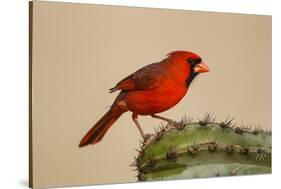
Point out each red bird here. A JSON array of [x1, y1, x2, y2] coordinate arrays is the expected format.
[[79, 51, 209, 147]]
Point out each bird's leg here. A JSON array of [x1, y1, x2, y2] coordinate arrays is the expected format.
[[132, 113, 146, 139], [151, 114, 175, 124]]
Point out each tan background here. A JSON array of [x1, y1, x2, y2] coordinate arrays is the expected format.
[[31, 1, 272, 188]]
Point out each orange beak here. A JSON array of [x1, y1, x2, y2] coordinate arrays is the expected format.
[[194, 62, 209, 73]]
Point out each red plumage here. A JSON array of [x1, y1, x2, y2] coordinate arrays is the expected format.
[[79, 51, 209, 147]]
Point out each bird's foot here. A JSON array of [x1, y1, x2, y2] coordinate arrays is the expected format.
[[142, 133, 155, 146], [143, 133, 154, 141], [166, 120, 178, 128]]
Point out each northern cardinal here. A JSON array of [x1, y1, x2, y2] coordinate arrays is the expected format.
[[79, 51, 209, 147]]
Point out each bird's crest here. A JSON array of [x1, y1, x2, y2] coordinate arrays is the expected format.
[[167, 50, 200, 59]]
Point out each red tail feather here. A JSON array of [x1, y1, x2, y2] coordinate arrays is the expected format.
[[79, 105, 124, 147]]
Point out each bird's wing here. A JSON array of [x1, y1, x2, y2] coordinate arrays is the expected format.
[[109, 62, 166, 93]]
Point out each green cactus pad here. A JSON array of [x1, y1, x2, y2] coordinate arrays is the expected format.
[[133, 115, 271, 181]]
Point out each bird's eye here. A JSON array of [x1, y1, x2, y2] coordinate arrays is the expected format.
[[187, 58, 195, 65], [187, 58, 202, 66]]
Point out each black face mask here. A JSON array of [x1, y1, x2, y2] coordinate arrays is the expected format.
[[185, 58, 202, 87]]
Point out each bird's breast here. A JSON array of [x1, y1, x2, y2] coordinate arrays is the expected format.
[[124, 80, 187, 115]]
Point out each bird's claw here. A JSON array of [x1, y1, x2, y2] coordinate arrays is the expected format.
[[142, 133, 155, 145], [143, 133, 154, 140], [166, 120, 178, 127]]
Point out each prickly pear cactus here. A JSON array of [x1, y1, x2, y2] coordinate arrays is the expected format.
[[132, 114, 271, 181]]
